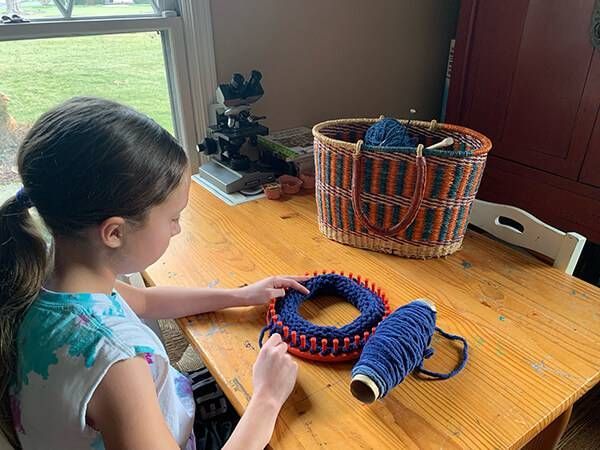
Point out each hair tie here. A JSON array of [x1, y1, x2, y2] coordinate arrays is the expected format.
[[15, 187, 33, 209]]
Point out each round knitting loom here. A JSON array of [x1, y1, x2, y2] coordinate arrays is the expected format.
[[259, 271, 391, 362]]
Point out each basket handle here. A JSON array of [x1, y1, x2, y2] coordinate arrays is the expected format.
[[351, 141, 427, 236]]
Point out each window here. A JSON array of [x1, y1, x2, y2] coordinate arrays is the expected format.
[[0, 0, 205, 204], [1, 32, 173, 196]]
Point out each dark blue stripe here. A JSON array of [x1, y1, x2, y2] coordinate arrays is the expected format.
[[379, 159, 389, 195], [464, 164, 479, 197], [315, 150, 321, 181], [438, 207, 453, 242], [336, 196, 343, 228], [430, 165, 446, 199], [405, 211, 415, 240], [452, 205, 467, 240], [335, 153, 344, 188], [363, 201, 370, 232], [392, 205, 401, 227], [340, 153, 348, 189], [348, 199, 356, 231], [422, 208, 435, 241], [448, 165, 464, 199], [326, 194, 333, 226], [471, 164, 485, 196], [395, 161, 406, 196], [364, 158, 373, 193], [377, 203, 385, 228]]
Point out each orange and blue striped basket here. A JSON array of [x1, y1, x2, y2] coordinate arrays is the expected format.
[[312, 118, 492, 258]]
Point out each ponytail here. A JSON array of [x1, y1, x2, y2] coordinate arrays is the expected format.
[[0, 193, 49, 447]]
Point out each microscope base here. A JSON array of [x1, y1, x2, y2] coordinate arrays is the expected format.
[[197, 159, 275, 194]]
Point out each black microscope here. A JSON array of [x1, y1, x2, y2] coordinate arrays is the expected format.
[[197, 70, 276, 194]]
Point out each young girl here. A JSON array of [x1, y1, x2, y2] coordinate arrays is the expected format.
[[0, 97, 306, 450]]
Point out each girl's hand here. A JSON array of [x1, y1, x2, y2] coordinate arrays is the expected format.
[[239, 275, 309, 306], [252, 333, 298, 409]]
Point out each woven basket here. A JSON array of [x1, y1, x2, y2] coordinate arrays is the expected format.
[[312, 118, 492, 258]]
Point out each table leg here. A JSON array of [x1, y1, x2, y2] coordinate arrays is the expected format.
[[522, 405, 573, 450]]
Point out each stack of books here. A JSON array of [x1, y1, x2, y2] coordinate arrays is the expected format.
[[257, 127, 314, 175]]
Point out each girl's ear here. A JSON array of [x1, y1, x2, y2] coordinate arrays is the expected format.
[[99, 216, 126, 249]]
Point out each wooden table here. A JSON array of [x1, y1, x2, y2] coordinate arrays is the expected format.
[[145, 182, 600, 449]]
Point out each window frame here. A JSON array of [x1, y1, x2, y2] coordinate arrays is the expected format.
[[0, 0, 217, 170]]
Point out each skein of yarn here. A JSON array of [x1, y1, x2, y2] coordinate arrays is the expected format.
[[350, 300, 468, 404], [364, 117, 418, 147]]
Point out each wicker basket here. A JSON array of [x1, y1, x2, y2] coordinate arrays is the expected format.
[[312, 118, 492, 258]]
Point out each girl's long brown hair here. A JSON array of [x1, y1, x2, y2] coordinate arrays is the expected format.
[[0, 97, 188, 447]]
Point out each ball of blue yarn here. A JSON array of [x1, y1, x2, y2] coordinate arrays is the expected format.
[[364, 117, 418, 147], [351, 300, 468, 403]]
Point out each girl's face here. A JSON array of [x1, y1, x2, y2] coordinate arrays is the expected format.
[[117, 175, 190, 274]]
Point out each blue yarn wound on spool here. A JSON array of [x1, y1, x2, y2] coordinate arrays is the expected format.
[[364, 117, 418, 147], [351, 300, 468, 403]]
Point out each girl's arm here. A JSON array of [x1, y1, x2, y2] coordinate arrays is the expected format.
[[224, 333, 298, 450], [87, 334, 297, 450], [87, 356, 180, 450], [115, 276, 309, 320]]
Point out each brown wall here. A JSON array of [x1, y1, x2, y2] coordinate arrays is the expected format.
[[209, 0, 460, 131]]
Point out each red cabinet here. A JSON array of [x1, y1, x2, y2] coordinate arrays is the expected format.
[[447, 0, 600, 241]]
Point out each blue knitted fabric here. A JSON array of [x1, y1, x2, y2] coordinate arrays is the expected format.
[[258, 274, 386, 355], [351, 300, 469, 400], [364, 117, 418, 147]]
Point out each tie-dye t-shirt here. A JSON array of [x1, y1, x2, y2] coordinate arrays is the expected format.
[[10, 288, 196, 450]]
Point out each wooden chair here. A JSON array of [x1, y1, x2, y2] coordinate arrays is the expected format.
[[468, 199, 586, 275]]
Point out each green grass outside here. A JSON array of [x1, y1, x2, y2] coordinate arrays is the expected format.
[[0, 30, 173, 133]]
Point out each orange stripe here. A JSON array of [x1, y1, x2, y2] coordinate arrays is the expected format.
[[438, 164, 455, 200], [447, 206, 461, 241], [398, 206, 409, 240], [330, 151, 337, 189], [384, 161, 398, 230], [322, 149, 329, 223], [425, 159, 438, 198], [369, 199, 378, 228], [341, 196, 349, 230], [321, 187, 327, 223], [319, 146, 326, 186], [371, 157, 382, 194], [386, 160, 399, 196], [342, 153, 351, 190], [330, 193, 337, 228], [431, 207, 445, 242], [456, 205, 471, 238], [382, 204, 391, 229], [402, 157, 417, 199], [411, 206, 425, 241], [471, 165, 486, 196]]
